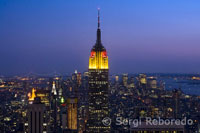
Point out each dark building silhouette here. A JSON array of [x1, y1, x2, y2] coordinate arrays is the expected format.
[[28, 97, 46, 133]]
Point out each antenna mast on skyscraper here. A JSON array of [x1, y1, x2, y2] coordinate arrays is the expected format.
[[98, 8, 100, 29]]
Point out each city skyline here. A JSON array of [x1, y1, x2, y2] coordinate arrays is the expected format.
[[1, 3, 200, 132], [1, 0, 200, 75]]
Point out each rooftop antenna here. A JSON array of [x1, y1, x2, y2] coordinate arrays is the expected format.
[[98, 8, 100, 29]]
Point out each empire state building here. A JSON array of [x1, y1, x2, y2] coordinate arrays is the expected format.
[[87, 9, 110, 132]]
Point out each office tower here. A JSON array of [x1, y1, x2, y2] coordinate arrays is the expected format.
[[28, 97, 47, 133], [60, 98, 68, 132], [67, 97, 78, 130], [71, 71, 79, 95], [139, 74, 147, 86], [138, 74, 147, 92], [173, 89, 181, 118], [115, 75, 119, 82], [77, 72, 82, 87], [72, 70, 81, 86], [129, 77, 135, 88], [57, 80, 63, 99], [87, 9, 110, 132], [59, 97, 68, 132], [78, 73, 89, 133], [122, 73, 128, 87], [52, 81, 57, 95], [52, 77, 63, 99], [50, 81, 58, 132], [58, 86, 63, 99], [72, 73, 77, 81], [147, 77, 157, 89], [35, 89, 50, 106], [61, 112, 67, 130]]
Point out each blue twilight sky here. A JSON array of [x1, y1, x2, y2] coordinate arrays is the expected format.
[[0, 0, 200, 75]]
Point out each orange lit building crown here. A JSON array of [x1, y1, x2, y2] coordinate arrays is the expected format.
[[89, 9, 108, 70], [89, 50, 108, 69]]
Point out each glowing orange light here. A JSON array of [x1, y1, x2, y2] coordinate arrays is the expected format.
[[28, 88, 36, 101], [90, 51, 95, 57], [89, 50, 108, 69], [102, 51, 107, 57]]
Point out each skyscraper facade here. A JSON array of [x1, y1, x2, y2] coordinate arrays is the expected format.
[[67, 97, 78, 130], [87, 9, 110, 132], [28, 97, 46, 133]]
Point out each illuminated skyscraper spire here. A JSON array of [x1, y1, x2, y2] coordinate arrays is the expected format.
[[52, 81, 57, 95], [87, 9, 110, 132], [98, 8, 100, 29], [89, 9, 108, 69], [96, 8, 103, 49]]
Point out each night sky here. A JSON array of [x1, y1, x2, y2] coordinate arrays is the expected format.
[[1, 0, 200, 75]]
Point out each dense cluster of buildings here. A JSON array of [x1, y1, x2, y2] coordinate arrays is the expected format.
[[0, 11, 200, 133]]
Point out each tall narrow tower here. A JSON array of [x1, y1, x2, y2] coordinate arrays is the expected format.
[[87, 9, 110, 132], [28, 97, 46, 133], [67, 97, 78, 130]]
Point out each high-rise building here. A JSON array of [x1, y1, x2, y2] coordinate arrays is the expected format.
[[36, 89, 50, 106], [138, 74, 147, 92], [87, 9, 110, 132], [61, 112, 67, 130], [50, 81, 58, 132], [77, 72, 82, 87], [147, 77, 157, 89], [139, 74, 147, 85], [122, 73, 128, 87], [129, 77, 135, 88], [67, 97, 78, 131], [27, 97, 47, 133], [115, 75, 119, 82], [173, 89, 181, 118], [52, 81, 57, 95]]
